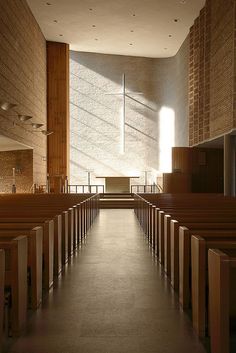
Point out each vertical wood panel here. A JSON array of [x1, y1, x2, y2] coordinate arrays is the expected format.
[[47, 41, 69, 179], [172, 147, 192, 173], [172, 147, 223, 193]]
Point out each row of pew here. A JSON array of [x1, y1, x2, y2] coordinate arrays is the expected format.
[[0, 193, 100, 349], [134, 193, 236, 353]]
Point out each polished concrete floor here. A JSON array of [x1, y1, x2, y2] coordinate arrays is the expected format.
[[5, 209, 208, 353]]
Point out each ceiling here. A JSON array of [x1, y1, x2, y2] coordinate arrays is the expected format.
[[0, 135, 32, 152], [27, 0, 205, 58]]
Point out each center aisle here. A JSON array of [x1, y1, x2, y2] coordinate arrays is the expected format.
[[6, 209, 207, 353]]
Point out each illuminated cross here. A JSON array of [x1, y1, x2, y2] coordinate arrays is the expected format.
[[106, 73, 143, 154]]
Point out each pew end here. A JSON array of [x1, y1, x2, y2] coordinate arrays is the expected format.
[[208, 248, 236, 353]]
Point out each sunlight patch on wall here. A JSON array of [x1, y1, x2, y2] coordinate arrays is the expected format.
[[159, 107, 175, 173]]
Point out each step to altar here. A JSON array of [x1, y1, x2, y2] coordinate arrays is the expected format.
[[99, 193, 134, 209]]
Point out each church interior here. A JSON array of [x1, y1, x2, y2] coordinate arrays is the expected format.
[[0, 0, 235, 352]]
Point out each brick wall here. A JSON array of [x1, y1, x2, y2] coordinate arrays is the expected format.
[[0, 149, 33, 193], [189, 0, 235, 145], [210, 0, 234, 137], [0, 0, 47, 185]]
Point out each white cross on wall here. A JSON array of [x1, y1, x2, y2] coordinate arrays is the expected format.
[[106, 73, 143, 154]]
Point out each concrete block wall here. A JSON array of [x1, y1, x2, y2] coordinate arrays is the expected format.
[[70, 38, 189, 186], [189, 0, 235, 146], [0, 0, 47, 185]]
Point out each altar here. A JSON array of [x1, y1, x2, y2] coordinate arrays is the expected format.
[[96, 176, 139, 193]]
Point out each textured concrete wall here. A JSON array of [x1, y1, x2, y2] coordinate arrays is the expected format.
[[0, 0, 47, 185], [0, 149, 33, 193], [70, 41, 189, 185]]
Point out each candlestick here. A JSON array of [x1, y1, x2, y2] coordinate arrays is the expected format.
[[12, 167, 16, 185]]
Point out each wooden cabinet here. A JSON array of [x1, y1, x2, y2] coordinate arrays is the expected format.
[[163, 172, 191, 193]]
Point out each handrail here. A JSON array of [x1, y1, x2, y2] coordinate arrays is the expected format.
[[131, 184, 161, 194], [67, 184, 104, 194], [154, 182, 163, 192]]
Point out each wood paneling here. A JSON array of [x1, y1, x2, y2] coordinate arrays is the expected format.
[[171, 147, 223, 193], [47, 42, 69, 178], [163, 173, 192, 193], [172, 147, 192, 173]]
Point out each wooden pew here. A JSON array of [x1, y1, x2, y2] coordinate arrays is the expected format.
[[0, 218, 54, 291], [170, 219, 236, 288], [191, 235, 236, 337], [177, 225, 236, 305], [0, 226, 43, 310], [208, 249, 236, 353], [162, 211, 236, 267], [0, 250, 5, 348], [0, 210, 63, 275], [133, 193, 236, 254], [170, 219, 236, 290], [0, 193, 99, 285], [156, 210, 236, 275], [0, 236, 27, 336], [0, 193, 99, 258], [0, 193, 99, 250]]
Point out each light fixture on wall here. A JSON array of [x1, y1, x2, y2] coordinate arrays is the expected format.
[[18, 114, 33, 122], [41, 130, 54, 136], [0, 101, 17, 111], [31, 123, 44, 129], [34, 130, 54, 136], [0, 99, 50, 136]]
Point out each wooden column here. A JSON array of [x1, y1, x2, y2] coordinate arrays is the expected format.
[[47, 41, 69, 180], [224, 134, 236, 196]]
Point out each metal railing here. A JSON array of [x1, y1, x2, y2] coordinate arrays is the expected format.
[[67, 185, 105, 194], [131, 184, 162, 194]]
